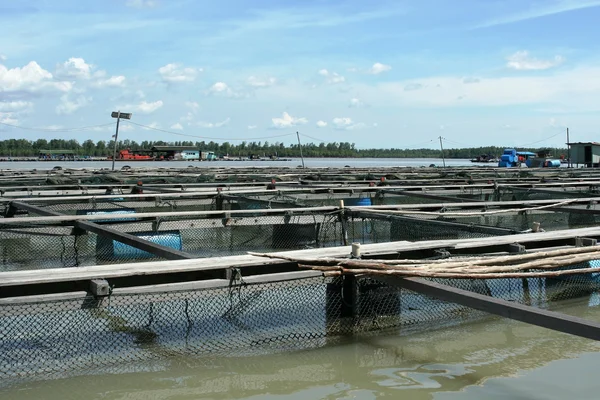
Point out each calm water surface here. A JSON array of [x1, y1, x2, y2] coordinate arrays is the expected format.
[[2, 298, 599, 399], [0, 157, 473, 170]]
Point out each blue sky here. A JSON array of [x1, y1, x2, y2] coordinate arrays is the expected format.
[[1, 0, 600, 149]]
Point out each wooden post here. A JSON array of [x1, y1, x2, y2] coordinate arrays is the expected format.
[[326, 275, 357, 336], [339, 200, 348, 246], [297, 131, 305, 169]]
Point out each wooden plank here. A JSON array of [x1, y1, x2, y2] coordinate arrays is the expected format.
[[8, 201, 195, 261], [351, 210, 518, 235], [380, 189, 480, 203], [376, 276, 600, 341], [0, 270, 322, 308], [3, 224, 600, 290], [0, 205, 340, 224], [2, 197, 600, 224], [0, 242, 420, 288]]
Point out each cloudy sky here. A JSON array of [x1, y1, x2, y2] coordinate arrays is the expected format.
[[1, 0, 600, 149]]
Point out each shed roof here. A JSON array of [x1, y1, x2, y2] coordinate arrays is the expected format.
[[567, 142, 600, 146], [151, 146, 198, 151]]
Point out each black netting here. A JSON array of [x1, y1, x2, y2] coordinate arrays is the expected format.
[[2, 269, 599, 387], [3, 204, 600, 271]]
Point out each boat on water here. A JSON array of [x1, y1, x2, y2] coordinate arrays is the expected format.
[[470, 154, 499, 163], [498, 149, 561, 168]]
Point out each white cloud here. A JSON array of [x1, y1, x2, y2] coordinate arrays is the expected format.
[[180, 112, 195, 123], [185, 101, 200, 111], [247, 125, 257, 129], [332, 117, 366, 130], [345, 65, 600, 109], [368, 62, 392, 75], [0, 113, 19, 125], [126, 0, 158, 8], [56, 95, 90, 115], [0, 54, 6, 61], [207, 81, 246, 98], [247, 76, 277, 88], [506, 51, 564, 71], [349, 98, 363, 108], [473, 1, 600, 29], [0, 101, 32, 112], [170, 122, 183, 130], [318, 69, 345, 84], [209, 81, 229, 93], [56, 57, 93, 79], [93, 75, 126, 88], [198, 117, 230, 128], [127, 100, 163, 114], [316, 120, 328, 128], [158, 63, 201, 83], [0, 61, 70, 93], [271, 112, 308, 129]]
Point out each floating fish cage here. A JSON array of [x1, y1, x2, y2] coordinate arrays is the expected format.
[[3, 166, 600, 386], [1, 269, 599, 387], [3, 191, 600, 270]]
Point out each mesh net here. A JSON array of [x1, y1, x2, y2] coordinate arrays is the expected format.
[[0, 210, 513, 271], [4, 203, 600, 271], [1, 270, 598, 387]]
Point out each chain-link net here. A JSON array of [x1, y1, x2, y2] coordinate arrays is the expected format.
[[4, 204, 600, 271], [0, 209, 514, 271], [2, 267, 599, 388]]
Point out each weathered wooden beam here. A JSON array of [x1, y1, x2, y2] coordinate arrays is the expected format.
[[380, 189, 478, 203], [350, 210, 519, 236], [3, 197, 600, 225], [375, 276, 600, 341], [8, 201, 195, 261]]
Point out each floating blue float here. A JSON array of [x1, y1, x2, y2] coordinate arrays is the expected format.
[[344, 197, 372, 206], [97, 230, 183, 259]]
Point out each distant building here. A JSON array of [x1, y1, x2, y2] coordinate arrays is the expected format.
[[150, 146, 199, 161], [38, 149, 76, 161], [567, 142, 600, 167]]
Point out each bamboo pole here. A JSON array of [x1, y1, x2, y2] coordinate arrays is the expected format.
[[315, 266, 599, 279], [249, 245, 600, 269], [251, 245, 600, 280]]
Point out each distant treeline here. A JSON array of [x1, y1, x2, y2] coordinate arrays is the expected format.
[[0, 138, 568, 159]]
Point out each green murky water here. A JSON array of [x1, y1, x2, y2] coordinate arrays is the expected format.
[[2, 297, 600, 399]]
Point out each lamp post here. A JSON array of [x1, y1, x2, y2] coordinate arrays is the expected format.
[[110, 111, 132, 171]]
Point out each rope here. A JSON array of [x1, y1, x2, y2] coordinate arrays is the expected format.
[[349, 199, 579, 217]]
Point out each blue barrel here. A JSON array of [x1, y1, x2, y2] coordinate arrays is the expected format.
[[344, 197, 372, 206], [547, 159, 561, 168], [97, 230, 183, 259]]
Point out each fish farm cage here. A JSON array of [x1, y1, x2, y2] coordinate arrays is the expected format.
[[3, 193, 600, 270], [3, 166, 600, 386], [1, 267, 599, 387]]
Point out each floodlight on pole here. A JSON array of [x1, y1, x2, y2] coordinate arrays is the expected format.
[[110, 111, 132, 171]]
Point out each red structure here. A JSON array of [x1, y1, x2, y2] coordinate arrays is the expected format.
[[114, 149, 154, 161]]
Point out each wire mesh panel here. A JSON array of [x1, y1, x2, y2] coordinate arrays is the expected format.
[[2, 268, 600, 387], [3, 205, 600, 271]]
